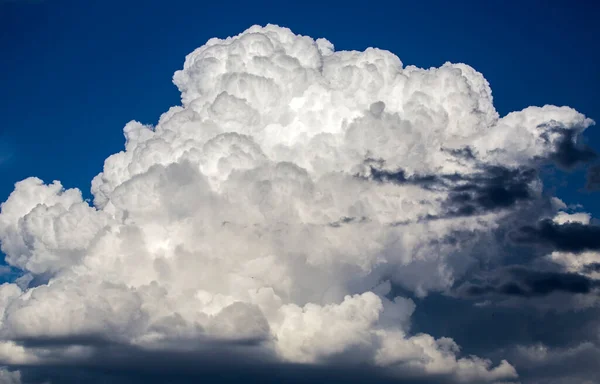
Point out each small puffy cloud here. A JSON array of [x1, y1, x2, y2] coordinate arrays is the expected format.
[[0, 24, 596, 382], [0, 369, 21, 384]]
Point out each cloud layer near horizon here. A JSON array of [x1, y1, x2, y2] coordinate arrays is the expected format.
[[0, 24, 597, 383]]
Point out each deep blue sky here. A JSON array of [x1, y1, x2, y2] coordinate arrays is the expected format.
[[1, 0, 598, 213]]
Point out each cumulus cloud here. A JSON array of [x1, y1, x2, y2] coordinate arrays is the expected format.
[[0, 24, 596, 382]]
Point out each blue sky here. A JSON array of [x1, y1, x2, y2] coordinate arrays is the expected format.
[[1, 0, 598, 212]]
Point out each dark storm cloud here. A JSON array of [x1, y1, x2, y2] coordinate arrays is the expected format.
[[445, 166, 535, 213], [17, 365, 441, 384], [507, 342, 600, 384], [366, 160, 538, 220], [459, 266, 600, 298], [513, 219, 600, 253], [582, 262, 600, 274], [544, 128, 597, 170], [402, 290, 600, 384], [409, 292, 600, 355], [10, 342, 450, 384], [410, 279, 600, 383], [361, 129, 596, 226], [407, 283, 599, 383]]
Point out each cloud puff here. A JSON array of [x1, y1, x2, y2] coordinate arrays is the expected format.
[[0, 368, 21, 384], [0, 24, 596, 382]]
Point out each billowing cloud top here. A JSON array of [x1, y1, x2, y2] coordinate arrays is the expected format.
[[0, 24, 596, 383]]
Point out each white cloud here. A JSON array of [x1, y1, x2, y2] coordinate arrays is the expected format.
[[546, 211, 600, 282], [0, 368, 21, 384], [0, 24, 595, 382]]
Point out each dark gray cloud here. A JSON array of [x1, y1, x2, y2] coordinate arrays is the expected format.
[[409, 292, 600, 356], [506, 342, 600, 384], [582, 262, 600, 274], [513, 219, 600, 253], [364, 133, 596, 225], [9, 342, 455, 384], [445, 166, 535, 215], [17, 365, 440, 384], [459, 266, 600, 298], [366, 161, 538, 220], [545, 128, 597, 170]]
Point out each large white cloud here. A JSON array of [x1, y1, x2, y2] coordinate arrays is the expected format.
[[0, 24, 595, 383]]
